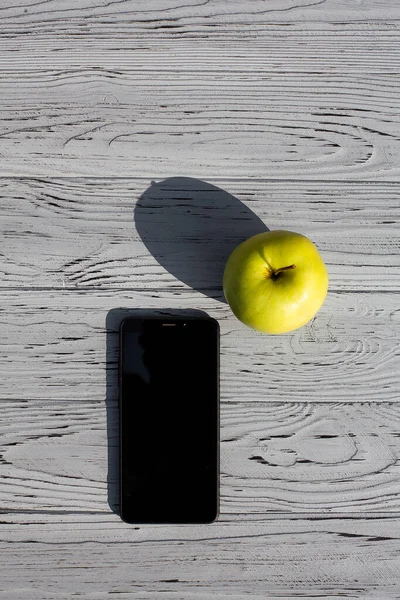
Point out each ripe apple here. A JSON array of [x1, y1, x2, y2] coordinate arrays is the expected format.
[[223, 230, 328, 334]]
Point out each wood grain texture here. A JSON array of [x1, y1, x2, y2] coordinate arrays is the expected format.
[[1, 75, 399, 179], [0, 289, 398, 402], [2, 0, 400, 26], [2, 400, 400, 517], [1, 5, 400, 178], [0, 177, 399, 291], [0, 517, 400, 600], [2, 1, 400, 597], [1, 521, 400, 600], [2, 399, 400, 595], [1, 514, 400, 598]]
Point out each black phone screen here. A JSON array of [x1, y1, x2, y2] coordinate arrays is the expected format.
[[119, 316, 219, 523]]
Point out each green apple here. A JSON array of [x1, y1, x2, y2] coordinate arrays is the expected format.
[[223, 230, 328, 334]]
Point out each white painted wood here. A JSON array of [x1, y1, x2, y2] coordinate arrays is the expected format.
[[0, 289, 398, 402], [1, 515, 400, 598], [1, 8, 400, 178], [1, 0, 400, 597], [2, 78, 400, 179], [0, 178, 399, 291], [2, 400, 400, 517], [2, 0, 400, 26]]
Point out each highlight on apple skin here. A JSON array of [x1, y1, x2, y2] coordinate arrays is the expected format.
[[223, 230, 329, 334]]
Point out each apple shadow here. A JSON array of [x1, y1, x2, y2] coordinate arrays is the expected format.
[[105, 306, 213, 515], [134, 177, 269, 302]]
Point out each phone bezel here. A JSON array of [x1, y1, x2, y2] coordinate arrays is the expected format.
[[119, 314, 220, 524]]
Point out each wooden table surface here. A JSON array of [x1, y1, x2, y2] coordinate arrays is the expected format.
[[1, 0, 400, 597]]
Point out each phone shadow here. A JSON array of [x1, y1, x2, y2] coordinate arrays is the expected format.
[[134, 177, 268, 301], [105, 306, 213, 515]]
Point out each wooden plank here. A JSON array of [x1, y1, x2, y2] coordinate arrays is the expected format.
[[0, 177, 399, 291], [0, 289, 398, 402], [1, 514, 400, 598], [2, 23, 400, 71], [2, 400, 400, 517], [1, 0, 400, 28], [1, 77, 399, 179], [1, 20, 400, 178]]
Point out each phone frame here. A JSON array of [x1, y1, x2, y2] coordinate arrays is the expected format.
[[118, 313, 220, 524]]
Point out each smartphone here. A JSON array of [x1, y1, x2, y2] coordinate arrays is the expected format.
[[119, 314, 219, 524]]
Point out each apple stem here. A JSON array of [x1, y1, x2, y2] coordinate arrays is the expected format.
[[271, 264, 296, 279]]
